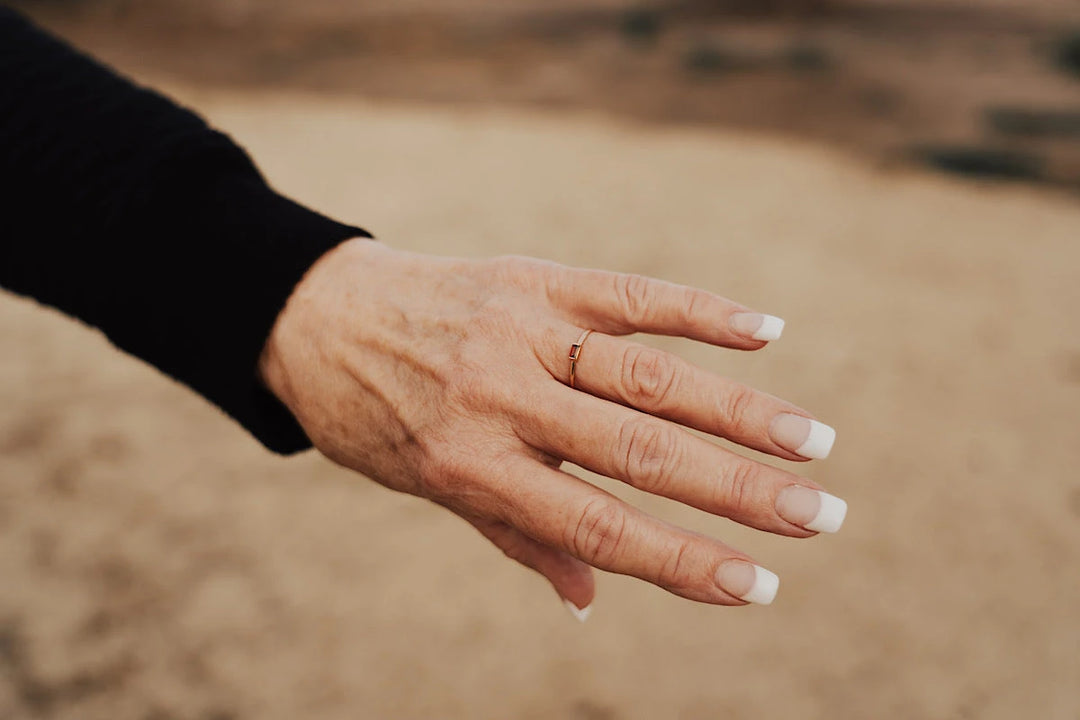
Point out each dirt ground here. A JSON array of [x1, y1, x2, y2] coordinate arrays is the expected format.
[[1, 82, 1079, 718]]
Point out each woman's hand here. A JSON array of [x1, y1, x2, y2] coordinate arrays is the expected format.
[[258, 239, 845, 615]]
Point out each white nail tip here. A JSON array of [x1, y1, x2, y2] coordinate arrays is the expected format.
[[751, 315, 785, 341], [795, 419, 836, 460], [564, 600, 592, 623], [738, 565, 780, 606], [805, 491, 848, 533]]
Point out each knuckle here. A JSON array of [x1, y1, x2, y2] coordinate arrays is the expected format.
[[443, 370, 495, 419], [620, 345, 679, 407], [489, 254, 531, 277], [613, 273, 655, 323], [494, 254, 530, 270], [568, 498, 628, 566], [656, 539, 695, 591], [490, 254, 555, 295], [446, 365, 484, 402], [681, 288, 708, 325], [418, 449, 471, 498], [714, 460, 760, 516], [468, 298, 518, 338], [444, 331, 520, 411], [615, 418, 680, 492], [419, 443, 509, 509], [721, 384, 756, 434], [417, 465, 458, 505]]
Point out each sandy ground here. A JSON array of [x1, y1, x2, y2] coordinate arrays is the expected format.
[[1, 89, 1079, 719]]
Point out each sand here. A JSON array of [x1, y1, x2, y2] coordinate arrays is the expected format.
[[1, 88, 1078, 719]]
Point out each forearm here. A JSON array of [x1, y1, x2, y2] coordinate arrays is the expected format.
[[0, 8, 371, 453]]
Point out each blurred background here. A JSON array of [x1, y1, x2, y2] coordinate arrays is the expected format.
[[1, 1, 1078, 718]]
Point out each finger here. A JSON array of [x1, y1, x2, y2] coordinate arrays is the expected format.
[[535, 324, 835, 461], [467, 516, 596, 619], [546, 267, 784, 350], [491, 456, 779, 606], [515, 383, 847, 537]]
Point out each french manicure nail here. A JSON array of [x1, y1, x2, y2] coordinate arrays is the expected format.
[[715, 560, 779, 605], [769, 414, 836, 459], [729, 313, 785, 341], [775, 485, 848, 533], [563, 599, 592, 623]]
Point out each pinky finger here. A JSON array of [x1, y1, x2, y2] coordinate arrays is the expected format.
[[466, 515, 596, 620]]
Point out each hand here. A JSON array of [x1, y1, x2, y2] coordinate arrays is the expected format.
[[259, 239, 845, 614]]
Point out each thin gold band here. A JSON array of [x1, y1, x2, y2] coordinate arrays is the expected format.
[[568, 329, 594, 389]]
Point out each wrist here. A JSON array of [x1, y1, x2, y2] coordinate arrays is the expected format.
[[258, 237, 379, 411]]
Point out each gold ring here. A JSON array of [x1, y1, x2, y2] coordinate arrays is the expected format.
[[568, 329, 594, 389]]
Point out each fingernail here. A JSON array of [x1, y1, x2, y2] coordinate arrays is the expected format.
[[775, 485, 848, 533], [563, 599, 592, 623], [715, 561, 779, 605], [769, 414, 836, 459], [729, 313, 785, 341]]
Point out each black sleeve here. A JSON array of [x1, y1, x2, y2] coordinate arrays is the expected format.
[[0, 8, 372, 454]]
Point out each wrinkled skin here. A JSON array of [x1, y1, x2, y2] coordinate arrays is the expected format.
[[259, 239, 833, 610]]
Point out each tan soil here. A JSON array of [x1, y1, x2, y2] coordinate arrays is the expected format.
[[1, 85, 1079, 718]]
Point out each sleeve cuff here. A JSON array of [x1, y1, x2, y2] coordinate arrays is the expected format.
[[218, 181, 373, 455], [103, 168, 372, 455]]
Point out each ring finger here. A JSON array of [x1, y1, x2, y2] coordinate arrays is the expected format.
[[536, 323, 836, 462]]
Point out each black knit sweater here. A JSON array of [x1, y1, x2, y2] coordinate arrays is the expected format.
[[0, 8, 371, 454]]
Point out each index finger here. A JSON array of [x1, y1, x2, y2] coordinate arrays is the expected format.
[[545, 267, 785, 350], [493, 455, 780, 606]]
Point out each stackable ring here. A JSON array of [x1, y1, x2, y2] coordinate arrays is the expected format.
[[568, 329, 594, 389]]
